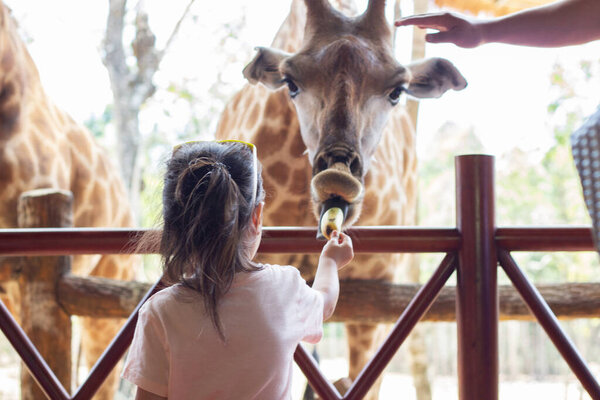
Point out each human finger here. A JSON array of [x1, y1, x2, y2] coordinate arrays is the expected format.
[[394, 14, 453, 31], [323, 231, 339, 250], [337, 232, 353, 248], [425, 31, 454, 44]]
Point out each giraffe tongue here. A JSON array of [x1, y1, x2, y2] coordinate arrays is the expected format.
[[316, 197, 349, 240]]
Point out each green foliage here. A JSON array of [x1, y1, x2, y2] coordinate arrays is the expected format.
[[84, 104, 113, 139]]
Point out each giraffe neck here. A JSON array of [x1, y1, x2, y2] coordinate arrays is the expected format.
[[0, 7, 42, 141], [270, 0, 358, 53]]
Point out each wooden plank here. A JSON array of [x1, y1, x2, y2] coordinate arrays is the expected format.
[[57, 275, 600, 323]]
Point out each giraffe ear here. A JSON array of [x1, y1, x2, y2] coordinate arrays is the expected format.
[[243, 47, 291, 90], [405, 58, 467, 99]]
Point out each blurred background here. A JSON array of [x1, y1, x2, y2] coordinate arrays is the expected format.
[[1, 0, 599, 398]]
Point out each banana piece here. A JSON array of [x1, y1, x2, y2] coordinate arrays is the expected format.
[[319, 207, 344, 240]]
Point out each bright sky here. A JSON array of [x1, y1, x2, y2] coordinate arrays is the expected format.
[[6, 0, 600, 160]]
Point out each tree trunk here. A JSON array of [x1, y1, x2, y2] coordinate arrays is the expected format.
[[102, 0, 195, 215]]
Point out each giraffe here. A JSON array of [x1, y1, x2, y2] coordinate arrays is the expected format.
[[216, 0, 466, 398], [0, 3, 136, 399]]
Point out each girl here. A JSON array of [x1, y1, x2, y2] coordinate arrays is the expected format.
[[122, 140, 354, 400]]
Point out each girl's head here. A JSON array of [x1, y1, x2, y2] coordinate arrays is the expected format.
[[160, 140, 265, 337]]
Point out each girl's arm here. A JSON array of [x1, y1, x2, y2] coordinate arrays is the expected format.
[[136, 388, 167, 400], [396, 0, 600, 48], [312, 231, 354, 320]]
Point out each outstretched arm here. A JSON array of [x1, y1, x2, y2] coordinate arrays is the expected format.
[[396, 0, 600, 48], [312, 231, 354, 320]]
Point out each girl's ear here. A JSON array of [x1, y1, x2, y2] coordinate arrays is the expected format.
[[252, 202, 264, 232]]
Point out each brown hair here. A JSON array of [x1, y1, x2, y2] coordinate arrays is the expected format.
[[160, 141, 264, 339]]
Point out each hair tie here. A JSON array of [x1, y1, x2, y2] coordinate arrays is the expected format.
[[212, 161, 228, 172]]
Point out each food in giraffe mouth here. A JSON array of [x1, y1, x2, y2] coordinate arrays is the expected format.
[[311, 163, 363, 239], [317, 197, 349, 240]]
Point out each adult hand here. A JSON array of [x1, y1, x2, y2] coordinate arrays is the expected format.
[[395, 12, 485, 48]]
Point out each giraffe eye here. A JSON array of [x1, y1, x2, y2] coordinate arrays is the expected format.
[[388, 86, 405, 105], [283, 77, 300, 98]]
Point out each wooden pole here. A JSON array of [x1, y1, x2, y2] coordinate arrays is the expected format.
[[498, 250, 600, 398], [17, 189, 73, 400], [455, 155, 499, 400]]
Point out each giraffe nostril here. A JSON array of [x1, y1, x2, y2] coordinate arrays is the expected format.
[[313, 146, 363, 175], [313, 154, 329, 175], [349, 155, 362, 177]]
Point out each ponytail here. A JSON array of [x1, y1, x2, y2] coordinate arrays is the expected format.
[[160, 142, 263, 340]]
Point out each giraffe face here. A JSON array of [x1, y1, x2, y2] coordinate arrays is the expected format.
[[243, 0, 467, 225]]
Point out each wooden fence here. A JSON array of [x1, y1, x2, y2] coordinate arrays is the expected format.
[[0, 154, 599, 399]]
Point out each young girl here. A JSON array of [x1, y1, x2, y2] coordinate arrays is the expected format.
[[122, 140, 354, 400]]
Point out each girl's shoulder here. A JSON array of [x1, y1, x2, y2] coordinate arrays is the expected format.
[[232, 263, 303, 288], [139, 284, 188, 315], [256, 263, 301, 279]]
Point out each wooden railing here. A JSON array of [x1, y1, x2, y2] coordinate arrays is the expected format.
[[0, 154, 599, 399]]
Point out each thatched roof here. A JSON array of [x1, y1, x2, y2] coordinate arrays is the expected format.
[[433, 0, 554, 16]]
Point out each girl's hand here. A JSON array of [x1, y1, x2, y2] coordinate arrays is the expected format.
[[395, 12, 485, 48], [321, 231, 354, 269]]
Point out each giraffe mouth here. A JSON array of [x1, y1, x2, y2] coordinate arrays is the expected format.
[[310, 162, 364, 231]]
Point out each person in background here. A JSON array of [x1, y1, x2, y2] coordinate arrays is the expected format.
[[396, 0, 600, 250], [122, 140, 354, 400]]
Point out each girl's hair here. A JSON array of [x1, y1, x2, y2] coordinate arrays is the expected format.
[[160, 141, 264, 339]]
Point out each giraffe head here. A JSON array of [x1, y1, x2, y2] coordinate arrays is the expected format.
[[243, 0, 466, 226]]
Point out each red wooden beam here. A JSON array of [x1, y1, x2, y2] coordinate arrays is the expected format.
[[72, 279, 165, 400], [496, 227, 595, 251], [294, 345, 342, 400], [498, 249, 600, 398], [455, 155, 498, 400], [0, 299, 70, 400], [1, 226, 596, 257], [0, 227, 461, 256], [344, 252, 457, 400]]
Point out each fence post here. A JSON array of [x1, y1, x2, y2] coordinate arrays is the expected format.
[[455, 155, 498, 400], [17, 189, 73, 400]]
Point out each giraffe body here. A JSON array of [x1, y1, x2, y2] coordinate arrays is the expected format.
[[0, 3, 135, 398], [217, 1, 466, 398]]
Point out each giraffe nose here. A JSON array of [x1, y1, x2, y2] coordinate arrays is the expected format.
[[312, 147, 363, 178]]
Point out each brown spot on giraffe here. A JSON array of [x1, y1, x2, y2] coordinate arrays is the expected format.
[[0, 3, 137, 399], [264, 91, 287, 116], [289, 128, 306, 158], [267, 161, 291, 186]]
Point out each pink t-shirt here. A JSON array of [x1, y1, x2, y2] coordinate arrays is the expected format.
[[122, 264, 324, 399]]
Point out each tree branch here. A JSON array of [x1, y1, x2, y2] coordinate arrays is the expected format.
[[157, 0, 197, 64], [102, 0, 130, 96]]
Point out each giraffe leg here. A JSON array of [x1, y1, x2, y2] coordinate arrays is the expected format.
[[80, 316, 123, 399], [0, 258, 21, 316], [407, 325, 432, 400], [79, 253, 137, 400], [0, 281, 20, 317], [345, 322, 386, 400]]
